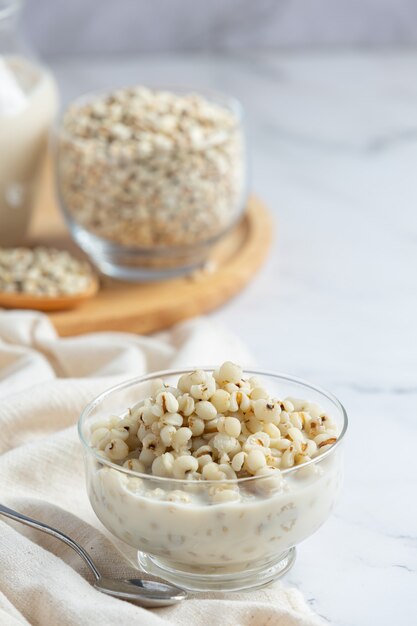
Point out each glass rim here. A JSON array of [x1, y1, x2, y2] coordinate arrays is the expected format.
[[55, 83, 244, 150], [0, 0, 21, 21], [78, 367, 348, 485]]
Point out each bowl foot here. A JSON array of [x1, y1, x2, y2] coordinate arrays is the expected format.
[[137, 547, 296, 592]]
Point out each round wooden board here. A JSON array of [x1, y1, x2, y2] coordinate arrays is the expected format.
[[28, 160, 273, 336]]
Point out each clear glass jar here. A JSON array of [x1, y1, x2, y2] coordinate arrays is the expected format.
[[0, 0, 58, 246], [56, 86, 247, 281], [78, 369, 347, 592]]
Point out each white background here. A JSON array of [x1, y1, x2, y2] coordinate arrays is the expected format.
[[23, 0, 417, 56]]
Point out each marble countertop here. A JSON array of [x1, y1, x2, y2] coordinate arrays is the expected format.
[[49, 50, 417, 626]]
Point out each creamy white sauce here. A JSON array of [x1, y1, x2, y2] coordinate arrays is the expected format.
[[86, 450, 342, 574]]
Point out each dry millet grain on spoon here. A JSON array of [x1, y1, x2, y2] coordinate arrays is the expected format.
[[0, 247, 95, 296]]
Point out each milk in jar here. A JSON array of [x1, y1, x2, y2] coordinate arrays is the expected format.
[[0, 0, 58, 245]]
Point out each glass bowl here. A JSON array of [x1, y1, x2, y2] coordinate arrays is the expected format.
[[55, 86, 247, 281], [78, 369, 347, 592]]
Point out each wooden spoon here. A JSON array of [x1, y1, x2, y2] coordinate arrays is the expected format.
[[0, 274, 99, 311]]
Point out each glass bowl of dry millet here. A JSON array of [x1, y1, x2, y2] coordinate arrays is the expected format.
[[78, 362, 347, 592], [56, 86, 247, 281]]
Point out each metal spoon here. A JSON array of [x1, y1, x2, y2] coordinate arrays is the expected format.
[[0, 504, 187, 607]]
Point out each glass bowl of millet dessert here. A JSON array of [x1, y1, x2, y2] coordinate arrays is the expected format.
[[78, 362, 347, 592]]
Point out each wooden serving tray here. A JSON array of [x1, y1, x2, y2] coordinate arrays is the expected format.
[[28, 161, 273, 336]]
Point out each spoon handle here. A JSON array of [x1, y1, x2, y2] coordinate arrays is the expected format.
[[0, 503, 101, 581]]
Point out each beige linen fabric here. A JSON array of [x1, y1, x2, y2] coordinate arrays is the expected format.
[[0, 311, 323, 626]]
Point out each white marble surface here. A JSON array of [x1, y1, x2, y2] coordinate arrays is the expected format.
[[49, 51, 417, 626]]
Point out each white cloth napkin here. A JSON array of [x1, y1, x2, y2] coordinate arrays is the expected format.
[[0, 310, 323, 626]]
